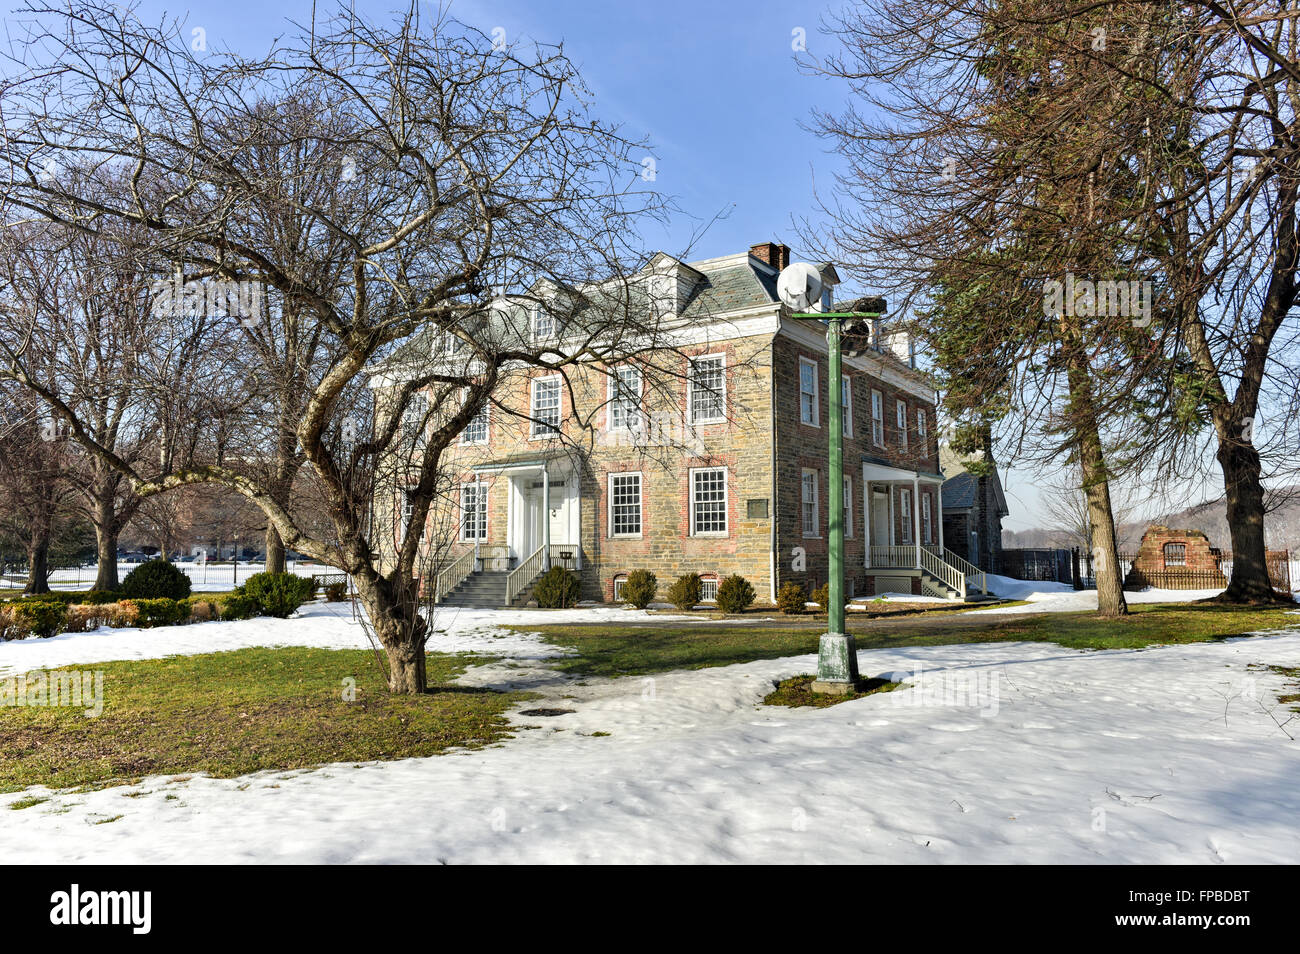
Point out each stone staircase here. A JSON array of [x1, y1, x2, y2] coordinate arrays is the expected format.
[[436, 569, 537, 608]]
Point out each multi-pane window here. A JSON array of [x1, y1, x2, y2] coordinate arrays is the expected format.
[[1164, 543, 1187, 567], [801, 469, 819, 537], [842, 377, 853, 437], [460, 391, 489, 445], [799, 357, 819, 426], [689, 355, 726, 423], [871, 390, 884, 446], [532, 306, 557, 342], [843, 475, 853, 538], [609, 472, 642, 537], [916, 408, 928, 456], [896, 400, 909, 451], [609, 365, 643, 433], [647, 274, 675, 318], [613, 575, 628, 601], [690, 467, 728, 535], [921, 493, 932, 544], [700, 577, 719, 602], [531, 376, 561, 437], [900, 488, 913, 544], [402, 392, 428, 443], [459, 482, 487, 541], [402, 490, 416, 534]]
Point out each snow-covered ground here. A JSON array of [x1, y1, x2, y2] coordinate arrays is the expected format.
[[2, 596, 1300, 863]]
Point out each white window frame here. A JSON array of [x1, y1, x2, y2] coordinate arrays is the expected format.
[[871, 389, 884, 447], [841, 376, 853, 438], [896, 399, 909, 451], [801, 468, 819, 538], [921, 492, 932, 544], [608, 471, 643, 538], [843, 475, 854, 538], [459, 481, 488, 541], [459, 390, 489, 446], [799, 357, 819, 427], [531, 305, 557, 343], [613, 575, 628, 601], [688, 353, 727, 424], [900, 488, 913, 544], [607, 364, 644, 434], [916, 407, 928, 456], [689, 466, 729, 536], [530, 375, 562, 438], [700, 577, 719, 603]]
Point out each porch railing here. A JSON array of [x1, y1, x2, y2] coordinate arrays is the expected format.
[[920, 547, 966, 600], [868, 545, 916, 568], [506, 545, 547, 605], [433, 549, 475, 604], [941, 547, 988, 596]]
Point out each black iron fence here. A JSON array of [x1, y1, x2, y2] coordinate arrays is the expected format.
[[1001, 548, 1074, 583]]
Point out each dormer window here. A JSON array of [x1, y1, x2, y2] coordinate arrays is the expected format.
[[531, 305, 557, 343]]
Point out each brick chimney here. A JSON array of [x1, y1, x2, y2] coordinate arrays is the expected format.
[[749, 242, 790, 270]]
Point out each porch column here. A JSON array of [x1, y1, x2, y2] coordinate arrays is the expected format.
[[863, 475, 871, 569], [913, 475, 922, 569], [888, 483, 895, 548], [542, 466, 551, 569], [937, 480, 945, 552]]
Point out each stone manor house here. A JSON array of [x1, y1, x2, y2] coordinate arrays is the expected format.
[[386, 242, 993, 606]]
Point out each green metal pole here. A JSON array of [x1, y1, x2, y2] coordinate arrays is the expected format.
[[827, 316, 844, 637], [813, 315, 859, 692]]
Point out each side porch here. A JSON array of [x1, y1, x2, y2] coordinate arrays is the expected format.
[[861, 462, 991, 601]]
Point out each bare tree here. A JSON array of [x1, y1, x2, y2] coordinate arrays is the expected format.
[[0, 3, 675, 691]]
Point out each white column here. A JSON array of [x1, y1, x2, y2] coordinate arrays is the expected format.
[[888, 483, 895, 549], [575, 473, 583, 570], [937, 481, 945, 552], [913, 475, 922, 569], [542, 467, 551, 569], [863, 471, 871, 569]]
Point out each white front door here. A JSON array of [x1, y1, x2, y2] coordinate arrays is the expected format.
[[871, 488, 891, 546]]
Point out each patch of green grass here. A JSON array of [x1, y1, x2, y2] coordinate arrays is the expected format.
[[527, 603, 1300, 678], [1269, 666, 1300, 707], [763, 675, 904, 708], [0, 647, 531, 793], [8, 795, 48, 810]]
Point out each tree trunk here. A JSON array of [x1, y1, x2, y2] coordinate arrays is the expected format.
[[1216, 436, 1278, 602], [92, 520, 119, 591], [24, 535, 50, 595], [1082, 471, 1127, 616], [356, 572, 428, 693], [265, 524, 286, 575]]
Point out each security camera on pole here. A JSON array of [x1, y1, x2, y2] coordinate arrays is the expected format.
[[777, 262, 886, 694]]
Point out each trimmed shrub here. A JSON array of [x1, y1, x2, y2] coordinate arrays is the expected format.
[[107, 601, 140, 628], [120, 559, 192, 601], [79, 590, 122, 605], [241, 572, 315, 618], [323, 581, 348, 602], [715, 575, 756, 614], [187, 599, 219, 623], [533, 566, 580, 609], [776, 581, 809, 615], [812, 583, 830, 611], [620, 570, 657, 609], [666, 572, 702, 611], [132, 598, 191, 628], [220, 592, 259, 621], [13, 600, 67, 637], [0, 605, 31, 640]]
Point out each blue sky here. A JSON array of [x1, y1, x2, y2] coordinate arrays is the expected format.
[[17, 0, 1131, 530]]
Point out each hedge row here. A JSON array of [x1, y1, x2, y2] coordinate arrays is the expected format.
[[0, 571, 318, 641], [615, 570, 756, 613]]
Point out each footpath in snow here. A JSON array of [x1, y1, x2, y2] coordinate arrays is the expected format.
[[2, 589, 1299, 863]]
